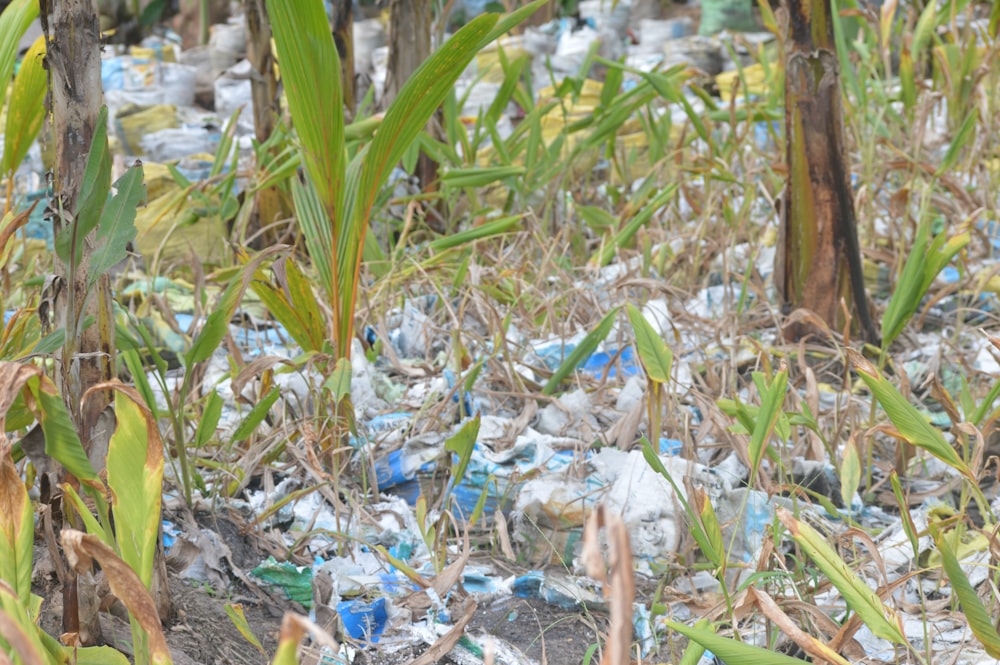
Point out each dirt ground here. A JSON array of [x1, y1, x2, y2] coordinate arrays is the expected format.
[[33, 508, 631, 665]]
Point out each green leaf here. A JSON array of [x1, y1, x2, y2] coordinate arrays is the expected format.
[[56, 106, 112, 264], [106, 388, 164, 590], [426, 215, 522, 252], [748, 368, 788, 478], [224, 604, 267, 658], [446, 415, 481, 495], [251, 256, 327, 354], [232, 388, 280, 443], [930, 523, 1000, 658], [542, 306, 619, 395], [0, 581, 50, 665], [0, 0, 38, 111], [665, 620, 812, 665], [936, 110, 978, 176], [840, 438, 861, 511], [88, 164, 145, 289], [626, 303, 672, 383], [194, 390, 224, 449], [591, 185, 676, 266], [267, 0, 345, 224], [289, 175, 335, 317], [889, 471, 919, 558], [441, 165, 525, 189], [1, 34, 46, 177], [577, 205, 616, 231], [777, 507, 906, 644], [27, 375, 100, 484], [640, 437, 715, 561], [0, 448, 34, 606], [848, 349, 971, 479], [185, 246, 285, 367], [323, 357, 352, 402]]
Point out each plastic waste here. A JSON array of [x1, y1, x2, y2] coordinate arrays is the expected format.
[[140, 127, 218, 162], [633, 18, 693, 55], [252, 556, 314, 607], [160, 62, 198, 108], [337, 597, 388, 643], [215, 59, 255, 134], [699, 0, 758, 36]]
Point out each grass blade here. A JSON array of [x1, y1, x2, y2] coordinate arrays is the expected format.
[[665, 619, 814, 664], [542, 307, 619, 395]]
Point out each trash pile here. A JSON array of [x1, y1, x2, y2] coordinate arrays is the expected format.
[[11, 1, 1000, 664]]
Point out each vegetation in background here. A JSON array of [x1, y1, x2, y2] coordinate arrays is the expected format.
[[0, 0, 997, 663]]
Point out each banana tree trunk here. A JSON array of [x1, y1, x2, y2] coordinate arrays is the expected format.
[[41, 0, 109, 645], [777, 0, 877, 344]]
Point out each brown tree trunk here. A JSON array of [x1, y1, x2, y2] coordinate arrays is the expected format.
[[383, 0, 431, 106], [384, 0, 439, 199], [331, 0, 355, 116], [41, 0, 108, 645], [776, 0, 876, 344], [245, 0, 290, 246]]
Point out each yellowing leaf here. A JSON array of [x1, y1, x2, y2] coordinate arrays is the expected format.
[[777, 508, 905, 644]]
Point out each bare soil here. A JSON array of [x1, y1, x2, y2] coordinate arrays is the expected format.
[[33, 509, 621, 665]]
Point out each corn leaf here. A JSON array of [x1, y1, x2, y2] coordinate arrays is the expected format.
[[2, 34, 46, 178], [777, 507, 906, 644], [930, 522, 1000, 658]]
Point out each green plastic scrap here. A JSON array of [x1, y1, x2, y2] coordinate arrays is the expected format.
[[251, 556, 313, 608]]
